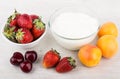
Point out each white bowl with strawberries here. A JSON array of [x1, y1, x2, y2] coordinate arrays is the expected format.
[[2, 10, 47, 49]]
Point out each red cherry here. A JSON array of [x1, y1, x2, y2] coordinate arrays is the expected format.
[[20, 61, 32, 73], [10, 52, 24, 66], [25, 51, 37, 63]]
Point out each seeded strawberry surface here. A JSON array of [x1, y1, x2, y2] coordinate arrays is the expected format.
[[16, 28, 33, 43], [17, 14, 33, 29], [43, 49, 61, 68], [7, 10, 20, 27], [56, 57, 76, 73], [30, 14, 39, 21], [32, 19, 45, 39]]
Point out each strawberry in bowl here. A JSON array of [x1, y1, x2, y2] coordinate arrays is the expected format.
[[2, 10, 47, 49]]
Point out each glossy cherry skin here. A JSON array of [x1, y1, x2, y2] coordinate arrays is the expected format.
[[20, 61, 32, 73], [10, 52, 24, 66], [25, 51, 37, 63]]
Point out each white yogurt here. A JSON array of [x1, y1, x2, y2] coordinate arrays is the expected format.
[[51, 12, 99, 39], [50, 12, 99, 50]]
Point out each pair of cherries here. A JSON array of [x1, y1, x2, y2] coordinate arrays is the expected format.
[[10, 51, 37, 73]]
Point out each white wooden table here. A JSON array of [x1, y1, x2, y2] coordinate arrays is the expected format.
[[0, 0, 120, 79]]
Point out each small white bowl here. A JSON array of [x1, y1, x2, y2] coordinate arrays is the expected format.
[[49, 6, 100, 50], [1, 21, 47, 49]]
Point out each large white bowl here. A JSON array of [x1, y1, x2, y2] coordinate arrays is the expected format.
[[49, 6, 100, 50]]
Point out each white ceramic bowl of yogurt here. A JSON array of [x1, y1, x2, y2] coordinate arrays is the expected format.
[[49, 6, 100, 50]]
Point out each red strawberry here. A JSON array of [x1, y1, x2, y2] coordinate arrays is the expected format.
[[56, 57, 76, 73], [31, 18, 45, 39], [30, 15, 39, 21], [7, 10, 21, 27], [43, 49, 61, 68], [10, 20, 17, 27], [3, 24, 17, 42], [17, 14, 33, 29], [15, 28, 33, 43]]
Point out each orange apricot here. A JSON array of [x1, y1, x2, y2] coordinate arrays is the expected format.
[[98, 22, 118, 37], [97, 35, 118, 58], [78, 44, 102, 67]]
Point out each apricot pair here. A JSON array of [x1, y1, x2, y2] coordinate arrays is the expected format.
[[97, 22, 118, 59]]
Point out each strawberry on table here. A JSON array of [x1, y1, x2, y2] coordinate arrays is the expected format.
[[7, 10, 21, 27], [17, 14, 33, 29], [32, 18, 45, 39], [43, 49, 61, 68], [56, 57, 76, 73], [15, 28, 33, 43]]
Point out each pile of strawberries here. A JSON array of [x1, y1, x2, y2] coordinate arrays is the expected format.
[[3, 10, 45, 44], [43, 49, 76, 73]]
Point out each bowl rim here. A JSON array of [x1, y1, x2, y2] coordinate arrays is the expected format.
[[1, 22, 48, 46], [48, 6, 100, 40], [51, 27, 99, 40]]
